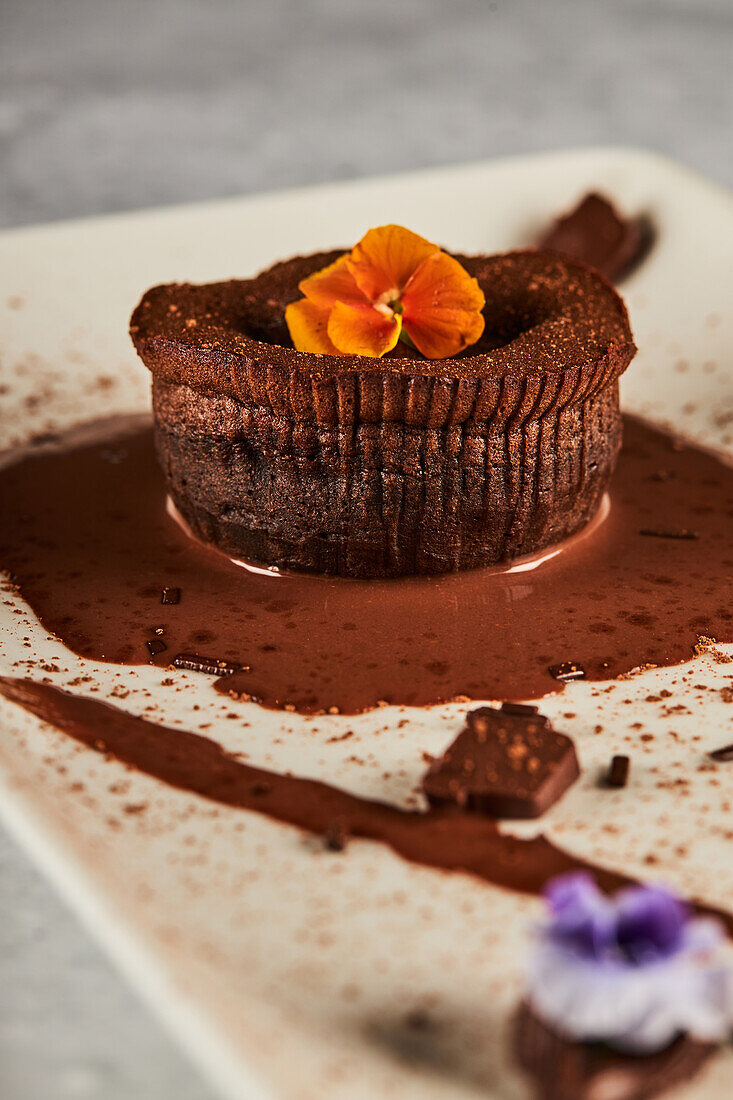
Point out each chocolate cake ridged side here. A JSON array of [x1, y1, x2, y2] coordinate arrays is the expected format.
[[138, 333, 630, 429], [152, 372, 621, 577]]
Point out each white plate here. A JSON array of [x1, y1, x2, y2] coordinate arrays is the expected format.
[[1, 147, 732, 1100]]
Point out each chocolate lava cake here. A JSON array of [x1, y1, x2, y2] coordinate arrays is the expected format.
[[130, 249, 636, 577]]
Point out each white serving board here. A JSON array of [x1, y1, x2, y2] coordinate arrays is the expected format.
[[1, 148, 732, 1100]]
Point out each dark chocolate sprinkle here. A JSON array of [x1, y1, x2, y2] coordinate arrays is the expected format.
[[161, 586, 181, 605], [639, 528, 699, 540], [500, 702, 539, 716], [709, 743, 733, 763], [323, 818, 350, 851], [605, 754, 630, 788], [146, 638, 167, 657], [172, 652, 246, 676], [548, 661, 586, 682]]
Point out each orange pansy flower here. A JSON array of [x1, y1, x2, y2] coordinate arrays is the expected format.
[[285, 225, 485, 359]]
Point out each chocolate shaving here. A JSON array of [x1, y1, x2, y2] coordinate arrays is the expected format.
[[604, 754, 630, 788], [548, 661, 586, 682], [497, 702, 539, 717], [709, 743, 733, 763], [172, 652, 245, 676], [639, 528, 699, 540], [146, 638, 167, 657], [161, 586, 181, 605]]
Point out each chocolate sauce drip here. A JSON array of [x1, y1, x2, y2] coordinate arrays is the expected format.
[[2, 676, 731, 933], [1, 416, 731, 714]]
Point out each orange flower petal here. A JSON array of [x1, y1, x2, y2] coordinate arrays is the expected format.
[[346, 224, 439, 303], [400, 251, 485, 358], [327, 301, 402, 358], [298, 255, 367, 309], [285, 299, 340, 354], [402, 308, 485, 359]]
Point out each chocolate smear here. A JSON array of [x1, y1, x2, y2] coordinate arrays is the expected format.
[[422, 704, 580, 819], [172, 653, 245, 676], [1, 677, 731, 935], [605, 754, 630, 788], [539, 192, 653, 282], [514, 1001, 715, 1100]]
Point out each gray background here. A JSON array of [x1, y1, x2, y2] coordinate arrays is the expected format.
[[1, 0, 731, 1097]]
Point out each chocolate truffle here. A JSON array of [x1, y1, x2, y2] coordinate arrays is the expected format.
[[130, 249, 635, 578]]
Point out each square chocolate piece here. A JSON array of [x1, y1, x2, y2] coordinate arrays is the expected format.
[[422, 704, 580, 819]]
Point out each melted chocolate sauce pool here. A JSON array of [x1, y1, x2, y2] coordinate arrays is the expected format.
[[1, 415, 732, 714]]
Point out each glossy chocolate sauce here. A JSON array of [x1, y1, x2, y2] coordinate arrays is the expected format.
[[2, 675, 731, 932], [1, 416, 732, 714]]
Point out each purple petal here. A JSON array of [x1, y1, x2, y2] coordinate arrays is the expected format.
[[616, 885, 688, 963], [682, 917, 724, 956], [542, 872, 615, 958]]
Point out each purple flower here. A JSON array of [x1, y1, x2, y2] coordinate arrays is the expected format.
[[543, 873, 692, 965], [527, 873, 733, 1053]]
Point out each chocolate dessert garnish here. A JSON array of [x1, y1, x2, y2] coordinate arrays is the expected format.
[[422, 704, 579, 818], [709, 743, 733, 763], [172, 653, 245, 676], [605, 754, 630, 788], [146, 638, 167, 657], [539, 192, 652, 282], [639, 528, 699, 540], [161, 586, 181, 605], [131, 247, 635, 577], [548, 661, 586, 683], [514, 1002, 714, 1100], [499, 702, 540, 716]]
